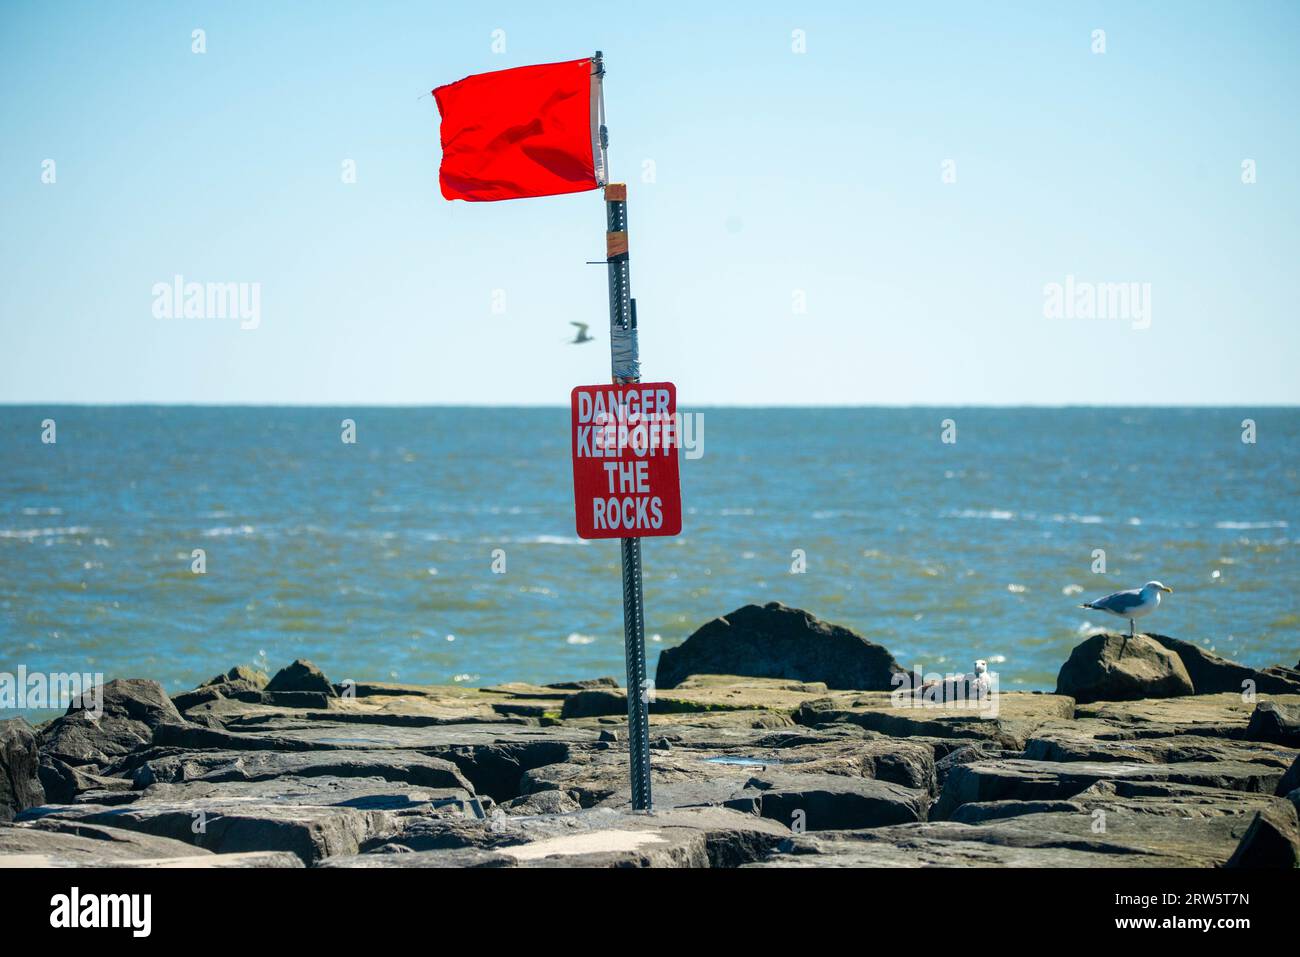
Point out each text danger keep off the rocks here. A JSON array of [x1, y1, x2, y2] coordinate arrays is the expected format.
[[570, 382, 682, 539]]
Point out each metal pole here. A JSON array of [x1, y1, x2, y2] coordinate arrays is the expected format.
[[596, 51, 650, 812], [602, 177, 652, 811]]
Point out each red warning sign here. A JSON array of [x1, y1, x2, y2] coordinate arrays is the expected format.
[[571, 382, 682, 540]]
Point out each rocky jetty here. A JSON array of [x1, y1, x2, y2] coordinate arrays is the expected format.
[[3, 612, 1299, 868]]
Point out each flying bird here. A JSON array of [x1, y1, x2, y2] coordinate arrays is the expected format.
[[569, 321, 594, 344], [1081, 581, 1174, 638]]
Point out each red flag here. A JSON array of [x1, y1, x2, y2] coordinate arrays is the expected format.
[[433, 57, 607, 202]]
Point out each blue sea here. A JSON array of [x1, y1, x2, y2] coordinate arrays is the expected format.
[[2, 407, 1297, 711]]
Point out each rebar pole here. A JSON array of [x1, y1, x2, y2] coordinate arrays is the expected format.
[[603, 177, 651, 811]]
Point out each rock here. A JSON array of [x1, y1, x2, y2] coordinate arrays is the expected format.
[[18, 776, 476, 865], [18, 664, 1300, 869], [40, 713, 152, 768], [653, 675, 833, 715], [935, 744, 1020, 788], [815, 739, 936, 792], [545, 677, 620, 691], [519, 733, 936, 815], [143, 718, 593, 803], [1278, 755, 1300, 797], [728, 772, 928, 830], [762, 782, 1286, 868], [750, 826, 1176, 868], [1074, 692, 1297, 735], [559, 676, 831, 722], [1224, 806, 1300, 868], [39, 678, 184, 768], [1244, 701, 1300, 747], [129, 851, 304, 868], [656, 602, 901, 691], [501, 790, 582, 815], [37, 755, 132, 804], [949, 800, 1085, 824], [1148, 634, 1300, 695], [130, 749, 474, 793], [521, 752, 749, 809], [324, 806, 789, 868], [561, 689, 626, 719], [1, 718, 45, 822], [202, 665, 270, 690], [1055, 633, 1194, 704], [1024, 728, 1297, 769], [323, 845, 517, 867], [258, 691, 335, 709], [1259, 663, 1300, 691], [265, 659, 337, 697], [794, 691, 1074, 750], [1, 819, 303, 867], [79, 677, 183, 727], [171, 687, 225, 712], [1, 819, 217, 865], [934, 758, 1284, 820]]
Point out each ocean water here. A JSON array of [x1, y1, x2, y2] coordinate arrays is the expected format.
[[2, 407, 1297, 709]]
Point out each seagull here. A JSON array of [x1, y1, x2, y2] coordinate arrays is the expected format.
[[916, 659, 992, 702], [1080, 581, 1174, 639], [569, 321, 594, 344]]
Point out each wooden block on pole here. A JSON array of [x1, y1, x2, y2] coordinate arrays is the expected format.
[[604, 183, 627, 202], [606, 231, 628, 259]]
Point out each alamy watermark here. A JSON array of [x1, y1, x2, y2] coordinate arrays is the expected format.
[[890, 661, 999, 719], [152, 275, 261, 330], [1043, 275, 1151, 330], [573, 393, 706, 460], [1, 666, 104, 717]]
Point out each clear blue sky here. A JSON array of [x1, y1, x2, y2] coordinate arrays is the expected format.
[[2, 1, 1297, 405]]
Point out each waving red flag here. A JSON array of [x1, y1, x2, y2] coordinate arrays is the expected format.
[[433, 57, 607, 202]]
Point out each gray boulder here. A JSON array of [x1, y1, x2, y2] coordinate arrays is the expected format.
[[1148, 634, 1300, 695], [1, 718, 45, 821], [40, 679, 183, 767], [1244, 701, 1300, 747], [545, 677, 620, 691], [1055, 633, 1194, 704], [170, 686, 225, 712], [1224, 806, 1300, 868], [38, 754, 132, 804], [1278, 754, 1300, 797], [76, 677, 182, 727], [949, 800, 1085, 824], [18, 776, 475, 865], [173, 665, 272, 710], [561, 689, 626, 719], [656, 602, 902, 691], [934, 758, 1283, 819], [501, 790, 582, 815], [202, 665, 270, 692], [727, 772, 929, 830], [266, 659, 337, 697], [131, 748, 473, 792], [325, 806, 789, 869]]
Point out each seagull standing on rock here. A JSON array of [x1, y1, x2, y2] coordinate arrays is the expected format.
[[1081, 581, 1174, 639]]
